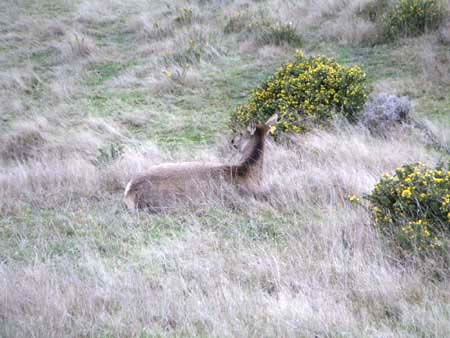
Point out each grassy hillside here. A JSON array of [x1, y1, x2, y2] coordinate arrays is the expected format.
[[1, 0, 449, 337]]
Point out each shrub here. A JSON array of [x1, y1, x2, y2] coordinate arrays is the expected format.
[[361, 94, 412, 135], [383, 0, 448, 40], [367, 162, 450, 256], [230, 51, 367, 135]]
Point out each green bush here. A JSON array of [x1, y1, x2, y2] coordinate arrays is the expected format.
[[230, 51, 367, 135], [367, 162, 450, 256], [383, 0, 448, 39]]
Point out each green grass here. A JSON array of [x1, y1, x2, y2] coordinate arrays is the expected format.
[[29, 48, 58, 64], [211, 55, 282, 104], [415, 89, 450, 123], [0, 203, 191, 264], [77, 53, 282, 147], [85, 62, 132, 86], [87, 20, 130, 47], [319, 44, 418, 84], [22, 0, 76, 17], [81, 90, 163, 117]]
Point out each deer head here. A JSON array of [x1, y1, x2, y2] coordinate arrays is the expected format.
[[231, 114, 278, 153]]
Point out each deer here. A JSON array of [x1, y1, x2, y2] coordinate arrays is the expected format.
[[123, 114, 278, 211]]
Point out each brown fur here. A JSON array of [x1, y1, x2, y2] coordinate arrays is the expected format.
[[123, 115, 277, 211]]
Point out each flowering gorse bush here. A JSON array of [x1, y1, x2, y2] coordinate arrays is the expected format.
[[367, 162, 450, 255], [230, 51, 367, 136], [383, 0, 448, 39]]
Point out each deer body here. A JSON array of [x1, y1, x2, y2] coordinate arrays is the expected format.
[[124, 115, 277, 211]]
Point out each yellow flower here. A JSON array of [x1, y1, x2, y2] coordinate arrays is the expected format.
[[401, 188, 412, 198], [348, 195, 360, 203]]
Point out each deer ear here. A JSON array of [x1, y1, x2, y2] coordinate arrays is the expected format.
[[247, 121, 256, 135], [265, 114, 278, 127]]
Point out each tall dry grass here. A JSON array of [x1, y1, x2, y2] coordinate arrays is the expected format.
[[1, 122, 448, 337]]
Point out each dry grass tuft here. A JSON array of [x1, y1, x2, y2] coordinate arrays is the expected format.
[[62, 32, 97, 60], [48, 74, 76, 101], [45, 21, 66, 38], [0, 68, 42, 94], [0, 156, 98, 213], [299, 0, 380, 45], [323, 15, 378, 45], [0, 119, 48, 163], [126, 14, 174, 41]]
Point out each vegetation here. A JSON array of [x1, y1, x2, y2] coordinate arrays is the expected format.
[[224, 13, 302, 46], [0, 0, 449, 337], [367, 162, 450, 256], [231, 51, 367, 135], [383, 0, 448, 39]]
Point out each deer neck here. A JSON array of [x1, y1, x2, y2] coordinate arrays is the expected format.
[[235, 128, 265, 181]]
